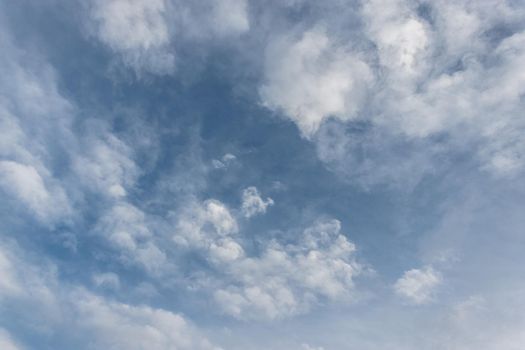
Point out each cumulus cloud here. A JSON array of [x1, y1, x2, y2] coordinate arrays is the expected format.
[[260, 27, 373, 137], [214, 219, 362, 319], [174, 198, 362, 319], [363, 0, 431, 79], [258, 0, 525, 184], [174, 199, 239, 249], [394, 266, 442, 304], [5, 1, 525, 348], [241, 186, 274, 218]]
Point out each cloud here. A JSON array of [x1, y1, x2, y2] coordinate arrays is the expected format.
[[96, 202, 167, 273], [212, 153, 236, 170], [241, 186, 274, 218], [0, 329, 23, 350], [89, 0, 175, 74], [394, 266, 442, 304], [174, 198, 363, 320], [210, 0, 250, 35], [0, 161, 70, 224], [260, 27, 373, 137], [4, 1, 525, 348], [86, 0, 251, 75], [363, 0, 431, 79], [301, 344, 324, 350], [73, 130, 138, 199], [213, 219, 362, 320], [0, 241, 220, 350], [74, 291, 221, 350], [92, 272, 121, 290], [174, 199, 239, 249], [257, 0, 525, 186], [0, 26, 74, 225]]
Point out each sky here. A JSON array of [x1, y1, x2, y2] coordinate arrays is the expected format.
[[1, 0, 525, 349]]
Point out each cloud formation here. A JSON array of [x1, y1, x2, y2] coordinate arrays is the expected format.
[[394, 266, 442, 304], [175, 200, 362, 320], [0, 241, 219, 350], [260, 27, 373, 137], [3, 0, 525, 349], [89, 0, 175, 74], [241, 186, 274, 218]]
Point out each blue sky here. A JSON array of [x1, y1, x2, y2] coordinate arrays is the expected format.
[[1, 0, 525, 349]]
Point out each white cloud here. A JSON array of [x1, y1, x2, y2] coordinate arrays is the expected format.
[[96, 202, 167, 273], [74, 291, 221, 350], [174, 199, 239, 249], [363, 0, 431, 79], [241, 186, 274, 218], [211, 0, 250, 35], [0, 329, 23, 350], [0, 242, 220, 350], [255, 1, 525, 187], [260, 27, 373, 137], [213, 219, 362, 319], [89, 0, 175, 74], [174, 199, 362, 320], [0, 161, 70, 223], [301, 344, 324, 350], [87, 0, 251, 75], [74, 131, 138, 199], [212, 153, 236, 169], [0, 247, 23, 297], [206, 200, 239, 235], [394, 266, 442, 304], [0, 28, 74, 225]]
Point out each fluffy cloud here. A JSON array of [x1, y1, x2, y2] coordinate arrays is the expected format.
[[213, 219, 362, 319], [394, 266, 442, 304], [260, 27, 373, 137], [363, 0, 431, 79], [258, 0, 525, 184], [174, 198, 362, 319], [241, 186, 274, 218], [87, 0, 251, 75], [174, 199, 239, 248], [89, 0, 175, 74]]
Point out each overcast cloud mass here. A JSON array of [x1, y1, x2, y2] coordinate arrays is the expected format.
[[1, 0, 525, 349]]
